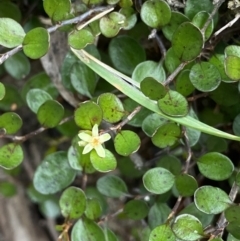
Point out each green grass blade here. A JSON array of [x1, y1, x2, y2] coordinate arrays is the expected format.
[[71, 48, 240, 142]]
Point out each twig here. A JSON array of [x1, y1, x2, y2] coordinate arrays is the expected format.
[[0, 116, 73, 142], [201, 0, 226, 34], [109, 106, 142, 131], [216, 181, 239, 237], [213, 13, 240, 37], [164, 62, 187, 86], [0, 6, 114, 65], [148, 29, 166, 61]]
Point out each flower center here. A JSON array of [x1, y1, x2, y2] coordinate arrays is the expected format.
[[91, 137, 100, 147]]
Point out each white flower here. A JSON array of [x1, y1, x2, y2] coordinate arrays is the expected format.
[[78, 124, 111, 158]]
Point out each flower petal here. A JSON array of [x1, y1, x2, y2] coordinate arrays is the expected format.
[[92, 124, 99, 137], [78, 132, 92, 142], [99, 133, 111, 143], [82, 144, 93, 154], [78, 141, 87, 146], [94, 144, 106, 158]]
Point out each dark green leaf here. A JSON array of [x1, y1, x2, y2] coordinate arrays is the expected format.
[[172, 22, 203, 61], [37, 100, 64, 128], [26, 89, 52, 113], [4, 52, 30, 80], [71, 218, 105, 241], [33, 151, 76, 194], [109, 35, 146, 75], [97, 175, 128, 198], [59, 186, 86, 219], [123, 200, 149, 220], [175, 174, 198, 197], [149, 224, 175, 241]]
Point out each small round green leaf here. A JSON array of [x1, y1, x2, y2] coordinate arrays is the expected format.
[[68, 28, 95, 49], [172, 22, 203, 61], [90, 149, 117, 173], [71, 218, 105, 241], [85, 198, 102, 220], [37, 100, 64, 128], [33, 151, 76, 194], [151, 123, 181, 148], [0, 1, 22, 22], [22, 72, 58, 100], [123, 200, 149, 220], [197, 152, 234, 181], [70, 60, 99, 98], [225, 206, 240, 225], [194, 186, 232, 214], [67, 146, 82, 171], [225, 55, 240, 81], [132, 60, 166, 83], [184, 0, 214, 20], [227, 233, 240, 241], [209, 54, 233, 83], [0, 112, 22, 134], [189, 62, 221, 92], [99, 12, 126, 38], [158, 90, 189, 117], [0, 144, 23, 169], [120, 7, 137, 30], [142, 113, 168, 137], [143, 167, 175, 194], [164, 47, 181, 73], [0, 83, 5, 100], [227, 223, 240, 240], [123, 98, 152, 127], [0, 18, 25, 48], [4, 52, 30, 80], [175, 174, 198, 197], [180, 203, 214, 228], [59, 187, 86, 219], [96, 175, 128, 198], [172, 214, 204, 241], [149, 224, 175, 241], [162, 11, 189, 41], [140, 0, 171, 28], [97, 93, 125, 123], [74, 101, 102, 130], [225, 45, 240, 58], [109, 35, 146, 75], [175, 70, 195, 96], [210, 82, 240, 106], [156, 155, 182, 175], [140, 77, 167, 100], [114, 130, 141, 156], [148, 202, 171, 229], [23, 27, 49, 59], [192, 11, 213, 40], [26, 89, 52, 113], [43, 0, 71, 22]]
